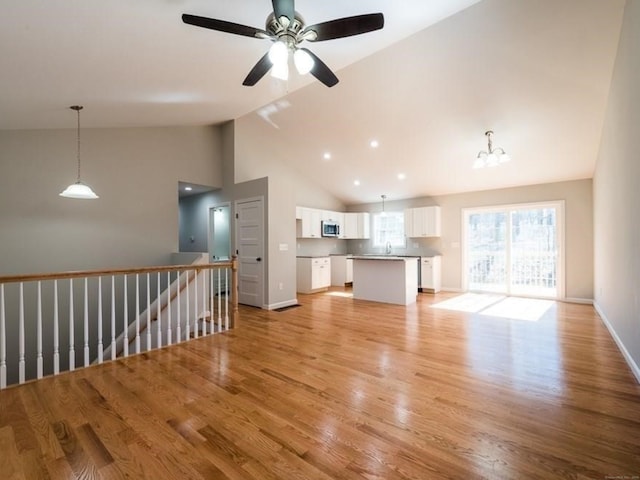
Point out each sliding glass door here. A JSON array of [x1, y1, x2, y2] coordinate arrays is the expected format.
[[463, 202, 563, 298]]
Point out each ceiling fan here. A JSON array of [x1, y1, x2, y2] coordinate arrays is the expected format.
[[182, 0, 384, 88]]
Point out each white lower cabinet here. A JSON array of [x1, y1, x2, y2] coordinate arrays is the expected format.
[[297, 257, 331, 293], [330, 255, 353, 286], [421, 256, 442, 293]]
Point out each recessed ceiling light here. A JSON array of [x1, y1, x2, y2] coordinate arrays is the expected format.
[[370, 140, 379, 148], [323, 152, 331, 160], [397, 173, 406, 180], [185, 186, 193, 191], [353, 180, 361, 186]]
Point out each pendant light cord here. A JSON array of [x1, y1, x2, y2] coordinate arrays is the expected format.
[[70, 105, 84, 183], [76, 107, 81, 182]]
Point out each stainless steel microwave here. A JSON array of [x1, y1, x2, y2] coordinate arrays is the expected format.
[[321, 220, 340, 237]]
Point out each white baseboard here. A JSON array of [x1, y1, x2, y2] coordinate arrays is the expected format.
[[562, 297, 593, 305], [265, 299, 299, 311], [441, 287, 465, 293], [593, 301, 640, 385]]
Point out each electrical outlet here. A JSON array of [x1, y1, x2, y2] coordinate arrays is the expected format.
[[279, 282, 284, 290]]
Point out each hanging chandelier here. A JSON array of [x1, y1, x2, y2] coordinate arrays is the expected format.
[[60, 105, 99, 199], [474, 130, 510, 169]]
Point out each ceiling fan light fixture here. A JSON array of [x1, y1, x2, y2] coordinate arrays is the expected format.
[[268, 41, 288, 66], [270, 60, 289, 80], [294, 48, 314, 75]]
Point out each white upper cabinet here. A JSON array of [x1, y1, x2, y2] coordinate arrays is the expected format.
[[344, 212, 370, 239], [296, 207, 322, 238], [404, 206, 441, 237]]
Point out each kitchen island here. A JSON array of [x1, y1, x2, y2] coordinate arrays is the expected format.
[[352, 256, 418, 305]]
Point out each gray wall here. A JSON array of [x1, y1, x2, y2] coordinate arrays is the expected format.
[[0, 125, 222, 275], [593, 0, 640, 381], [347, 179, 593, 300]]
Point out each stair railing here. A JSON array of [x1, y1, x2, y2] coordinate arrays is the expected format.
[[0, 257, 238, 389]]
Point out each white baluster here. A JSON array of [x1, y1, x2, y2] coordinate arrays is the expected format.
[[97, 277, 103, 364], [123, 275, 129, 357], [218, 269, 222, 331], [37, 281, 43, 379], [53, 280, 59, 374], [156, 273, 161, 349], [111, 276, 116, 360], [135, 274, 140, 354], [1, 285, 6, 389], [176, 270, 182, 343], [69, 279, 75, 371], [210, 269, 214, 334], [19, 283, 25, 383], [84, 278, 89, 367], [224, 268, 229, 331], [146, 273, 151, 351], [202, 269, 207, 336], [185, 273, 190, 341], [194, 270, 199, 339], [166, 271, 172, 346]]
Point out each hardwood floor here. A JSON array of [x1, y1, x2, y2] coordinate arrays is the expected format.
[[1, 290, 639, 479]]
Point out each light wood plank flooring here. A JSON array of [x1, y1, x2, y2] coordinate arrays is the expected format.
[[1, 290, 639, 479]]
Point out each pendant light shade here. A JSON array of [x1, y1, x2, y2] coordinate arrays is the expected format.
[[60, 105, 99, 199]]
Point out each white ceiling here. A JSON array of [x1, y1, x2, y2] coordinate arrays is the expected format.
[[0, 0, 626, 204]]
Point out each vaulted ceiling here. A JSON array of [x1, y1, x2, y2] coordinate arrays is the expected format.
[[0, 0, 626, 204]]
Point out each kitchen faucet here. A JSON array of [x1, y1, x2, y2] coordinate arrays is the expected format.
[[385, 241, 392, 255]]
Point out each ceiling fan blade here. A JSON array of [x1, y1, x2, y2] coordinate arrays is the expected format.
[[300, 48, 339, 88], [272, 0, 295, 23], [303, 13, 384, 42], [242, 52, 273, 86], [182, 14, 268, 39]]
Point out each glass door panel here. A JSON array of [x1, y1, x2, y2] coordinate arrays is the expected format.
[[466, 211, 508, 293], [464, 203, 561, 298]]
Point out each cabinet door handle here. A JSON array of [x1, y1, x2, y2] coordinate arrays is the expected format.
[[256, 257, 262, 262]]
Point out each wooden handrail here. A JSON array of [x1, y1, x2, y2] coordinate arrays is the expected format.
[[0, 261, 234, 285]]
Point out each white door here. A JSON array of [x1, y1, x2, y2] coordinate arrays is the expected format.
[[235, 197, 265, 308]]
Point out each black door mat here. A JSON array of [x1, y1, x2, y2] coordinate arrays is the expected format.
[[273, 304, 301, 312]]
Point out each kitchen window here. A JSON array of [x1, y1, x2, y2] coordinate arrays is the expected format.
[[372, 211, 406, 248]]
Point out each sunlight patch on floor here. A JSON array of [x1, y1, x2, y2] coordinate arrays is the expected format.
[[432, 293, 554, 322], [480, 297, 554, 322], [431, 293, 505, 312], [326, 290, 354, 298]]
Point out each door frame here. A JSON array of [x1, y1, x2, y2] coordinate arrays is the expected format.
[[461, 200, 565, 299]]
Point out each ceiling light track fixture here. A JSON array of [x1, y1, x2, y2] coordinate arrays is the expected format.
[[60, 105, 99, 199], [474, 130, 510, 169]]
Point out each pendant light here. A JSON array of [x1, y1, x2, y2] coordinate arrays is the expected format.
[[60, 105, 99, 199], [474, 130, 511, 169], [380, 194, 387, 217]]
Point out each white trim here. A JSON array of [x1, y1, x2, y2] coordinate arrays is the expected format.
[[440, 287, 465, 293], [562, 297, 593, 305], [594, 301, 640, 384], [265, 299, 299, 310]]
